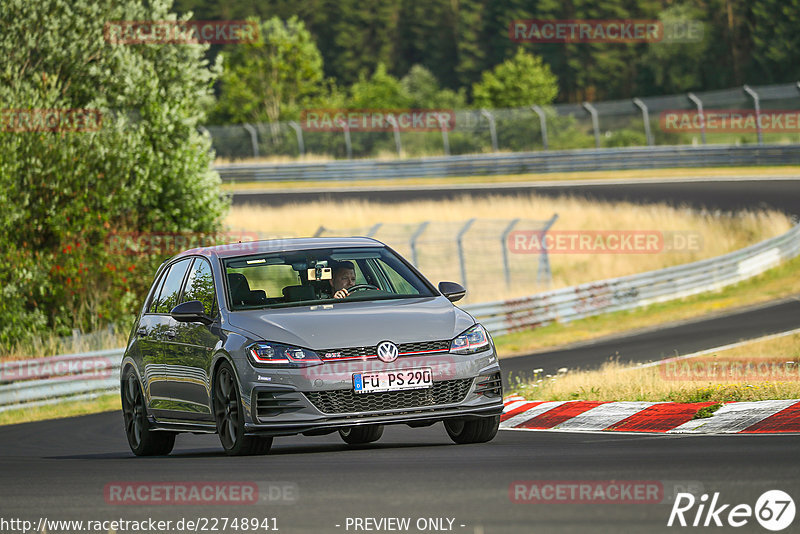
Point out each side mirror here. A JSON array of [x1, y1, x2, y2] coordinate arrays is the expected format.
[[170, 300, 213, 325], [438, 281, 466, 302]]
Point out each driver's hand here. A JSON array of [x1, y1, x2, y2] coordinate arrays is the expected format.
[[334, 288, 349, 299]]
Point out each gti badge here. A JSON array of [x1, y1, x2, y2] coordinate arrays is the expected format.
[[376, 341, 399, 363]]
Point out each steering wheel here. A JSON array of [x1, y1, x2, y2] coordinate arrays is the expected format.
[[346, 284, 379, 294]]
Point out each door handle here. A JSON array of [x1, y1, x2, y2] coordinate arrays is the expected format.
[[165, 331, 176, 339], [136, 328, 148, 337]]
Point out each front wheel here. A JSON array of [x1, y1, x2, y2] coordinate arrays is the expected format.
[[121, 368, 176, 456], [339, 424, 384, 445], [213, 361, 272, 456], [444, 416, 500, 444]]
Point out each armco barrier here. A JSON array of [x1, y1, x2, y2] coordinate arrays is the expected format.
[[464, 223, 800, 336], [1, 223, 799, 410], [215, 144, 800, 182], [0, 348, 123, 412]]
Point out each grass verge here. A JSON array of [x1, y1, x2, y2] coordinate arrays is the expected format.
[[508, 333, 800, 403], [494, 254, 800, 358], [221, 166, 800, 191], [0, 393, 120, 426]]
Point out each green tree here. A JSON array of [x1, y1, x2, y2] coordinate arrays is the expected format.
[[0, 0, 227, 348], [400, 65, 466, 109], [349, 63, 412, 108], [749, 0, 800, 82], [640, 3, 710, 94], [214, 16, 325, 123], [472, 49, 559, 108]]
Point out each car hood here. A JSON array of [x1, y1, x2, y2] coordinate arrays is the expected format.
[[224, 296, 475, 349]]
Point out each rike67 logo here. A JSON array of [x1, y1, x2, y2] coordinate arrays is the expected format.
[[668, 490, 795, 531]]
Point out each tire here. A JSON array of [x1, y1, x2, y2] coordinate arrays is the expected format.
[[213, 361, 272, 456], [339, 424, 384, 445], [444, 416, 500, 444], [121, 368, 176, 456]]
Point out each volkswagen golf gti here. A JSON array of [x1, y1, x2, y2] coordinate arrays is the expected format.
[[120, 237, 503, 456]]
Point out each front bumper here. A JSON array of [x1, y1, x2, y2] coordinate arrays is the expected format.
[[240, 350, 503, 437]]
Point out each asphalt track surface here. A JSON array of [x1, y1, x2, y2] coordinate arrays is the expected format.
[[499, 296, 800, 384], [231, 177, 800, 216], [2, 412, 800, 534], [4, 176, 799, 533]]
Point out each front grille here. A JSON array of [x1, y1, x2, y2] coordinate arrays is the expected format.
[[254, 391, 305, 421], [398, 340, 450, 354], [305, 378, 473, 414], [319, 340, 450, 359]]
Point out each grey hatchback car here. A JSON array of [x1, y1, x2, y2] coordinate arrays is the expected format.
[[121, 237, 503, 456]]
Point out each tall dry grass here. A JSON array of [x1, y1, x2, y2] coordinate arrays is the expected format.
[[513, 333, 800, 402], [226, 194, 793, 303], [1, 327, 129, 361]]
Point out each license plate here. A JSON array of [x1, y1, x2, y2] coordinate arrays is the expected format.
[[353, 367, 433, 394]]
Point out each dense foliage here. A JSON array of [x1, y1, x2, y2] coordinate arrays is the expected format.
[[0, 0, 228, 348], [176, 0, 799, 111]]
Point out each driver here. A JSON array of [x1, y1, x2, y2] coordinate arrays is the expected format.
[[329, 261, 356, 299]]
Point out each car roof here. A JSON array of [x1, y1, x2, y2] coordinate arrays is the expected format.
[[174, 236, 385, 260]]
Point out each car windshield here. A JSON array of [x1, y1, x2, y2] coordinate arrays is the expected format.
[[222, 246, 436, 310]]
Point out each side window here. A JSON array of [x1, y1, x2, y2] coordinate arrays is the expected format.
[[182, 258, 216, 316], [146, 269, 169, 314], [152, 258, 192, 314], [376, 260, 419, 295]]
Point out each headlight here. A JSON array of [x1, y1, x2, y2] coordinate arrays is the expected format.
[[450, 324, 491, 355], [247, 342, 322, 368]]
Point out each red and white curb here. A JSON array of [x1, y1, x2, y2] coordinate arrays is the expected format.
[[501, 395, 800, 434]]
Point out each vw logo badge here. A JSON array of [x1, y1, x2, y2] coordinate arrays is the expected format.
[[376, 341, 399, 363]]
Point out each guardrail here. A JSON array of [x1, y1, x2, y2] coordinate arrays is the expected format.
[[0, 348, 122, 412], [2, 222, 799, 411], [216, 144, 800, 183], [464, 223, 800, 336]]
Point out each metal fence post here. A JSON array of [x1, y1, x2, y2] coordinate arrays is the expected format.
[[243, 123, 259, 158], [409, 221, 429, 267], [456, 218, 476, 287], [500, 218, 520, 288], [313, 226, 325, 238], [582, 102, 601, 148], [537, 213, 558, 286], [337, 119, 353, 159], [531, 105, 548, 150], [687, 92, 706, 145], [436, 114, 450, 156], [366, 223, 382, 237], [632, 98, 653, 146], [481, 109, 498, 152], [288, 121, 305, 156], [743, 85, 763, 145], [385, 115, 402, 156]]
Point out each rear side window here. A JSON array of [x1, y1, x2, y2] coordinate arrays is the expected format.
[[150, 258, 192, 314], [182, 258, 217, 316]]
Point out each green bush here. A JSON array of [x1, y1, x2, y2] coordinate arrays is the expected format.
[[0, 0, 228, 349]]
